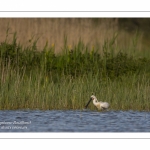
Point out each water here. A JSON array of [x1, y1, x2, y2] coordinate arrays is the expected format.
[[0, 110, 150, 132]]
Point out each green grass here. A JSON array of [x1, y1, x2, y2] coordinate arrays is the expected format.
[[0, 32, 150, 111]]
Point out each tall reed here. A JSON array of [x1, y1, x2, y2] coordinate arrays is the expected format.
[[0, 32, 150, 111]]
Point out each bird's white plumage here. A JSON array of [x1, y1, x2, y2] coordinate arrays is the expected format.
[[91, 95, 109, 110]]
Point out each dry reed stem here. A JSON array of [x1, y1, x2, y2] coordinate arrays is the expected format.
[[0, 18, 118, 53]]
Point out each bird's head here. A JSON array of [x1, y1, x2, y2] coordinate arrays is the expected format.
[[85, 95, 97, 109], [90, 95, 97, 101]]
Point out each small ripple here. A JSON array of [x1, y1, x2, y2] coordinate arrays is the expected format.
[[0, 110, 150, 132]]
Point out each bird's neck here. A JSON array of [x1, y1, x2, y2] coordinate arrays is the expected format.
[[93, 99, 98, 105]]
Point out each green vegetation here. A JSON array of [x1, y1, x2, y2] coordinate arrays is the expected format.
[[0, 32, 150, 111]]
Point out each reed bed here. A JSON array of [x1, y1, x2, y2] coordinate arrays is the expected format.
[[0, 32, 150, 111]]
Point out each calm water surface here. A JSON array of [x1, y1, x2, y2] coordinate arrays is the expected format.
[[0, 110, 150, 132]]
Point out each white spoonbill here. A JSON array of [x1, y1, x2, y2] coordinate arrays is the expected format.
[[85, 95, 110, 110]]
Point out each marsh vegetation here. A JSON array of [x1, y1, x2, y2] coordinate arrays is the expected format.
[[0, 31, 150, 111]]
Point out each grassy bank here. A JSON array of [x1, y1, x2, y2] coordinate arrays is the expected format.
[[0, 33, 150, 111]]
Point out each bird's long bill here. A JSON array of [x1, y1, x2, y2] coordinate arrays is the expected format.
[[85, 98, 92, 109]]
